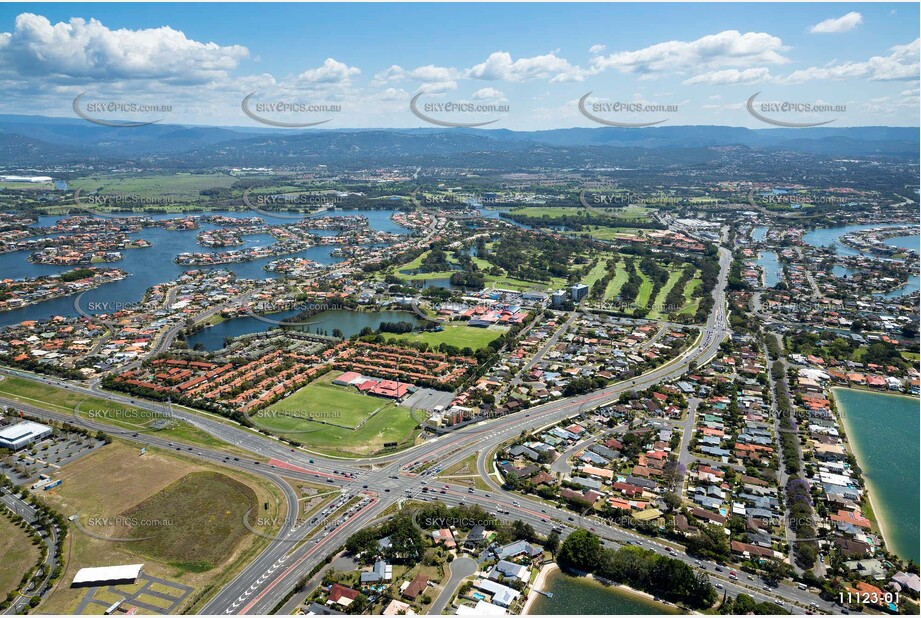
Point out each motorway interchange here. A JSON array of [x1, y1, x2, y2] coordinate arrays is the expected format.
[[0, 243, 841, 615]]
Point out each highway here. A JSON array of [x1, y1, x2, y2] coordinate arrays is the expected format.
[[1, 242, 841, 614]]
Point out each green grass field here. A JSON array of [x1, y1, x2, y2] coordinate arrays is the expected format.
[[581, 255, 616, 289], [603, 261, 630, 301], [37, 441, 284, 615], [0, 513, 41, 601], [388, 323, 505, 350], [647, 268, 685, 319], [574, 226, 648, 241], [260, 371, 392, 429], [678, 279, 702, 316], [634, 262, 654, 309], [68, 173, 237, 202], [0, 376, 240, 452], [393, 251, 566, 291], [257, 372, 422, 455], [509, 206, 653, 221], [0, 181, 55, 190], [119, 471, 256, 572]]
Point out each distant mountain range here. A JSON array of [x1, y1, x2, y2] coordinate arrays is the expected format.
[[0, 113, 917, 167]]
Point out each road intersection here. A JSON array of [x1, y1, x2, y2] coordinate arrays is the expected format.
[[1, 244, 841, 614]]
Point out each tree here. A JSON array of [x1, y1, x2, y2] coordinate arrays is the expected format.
[[762, 559, 791, 585], [734, 593, 756, 614], [558, 529, 602, 571], [544, 530, 560, 555], [662, 492, 682, 513], [685, 523, 730, 562]]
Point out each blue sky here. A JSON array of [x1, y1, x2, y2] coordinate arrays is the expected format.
[[0, 3, 917, 129]]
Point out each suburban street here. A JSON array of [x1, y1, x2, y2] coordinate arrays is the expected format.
[[2, 243, 841, 614]]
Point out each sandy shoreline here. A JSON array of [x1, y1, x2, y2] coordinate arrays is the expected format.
[[831, 387, 909, 558], [522, 563, 558, 615], [522, 563, 679, 615]]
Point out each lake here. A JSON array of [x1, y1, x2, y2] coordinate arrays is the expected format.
[[528, 569, 679, 615], [833, 388, 920, 563], [186, 309, 424, 351]]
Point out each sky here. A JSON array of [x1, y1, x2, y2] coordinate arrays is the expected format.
[[0, 3, 917, 130]]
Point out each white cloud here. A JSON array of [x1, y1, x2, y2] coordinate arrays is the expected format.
[[371, 64, 461, 87], [465, 51, 591, 83], [683, 67, 773, 85], [372, 87, 410, 102], [0, 13, 247, 83], [471, 87, 505, 101], [779, 39, 920, 83], [588, 43, 606, 54], [591, 30, 788, 77], [809, 12, 863, 34], [297, 58, 360, 84], [702, 101, 745, 112], [416, 81, 457, 94]]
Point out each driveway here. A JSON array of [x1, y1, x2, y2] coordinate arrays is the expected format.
[[429, 556, 478, 615]]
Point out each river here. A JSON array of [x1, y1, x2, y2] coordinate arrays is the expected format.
[[833, 388, 920, 563], [527, 570, 680, 615]]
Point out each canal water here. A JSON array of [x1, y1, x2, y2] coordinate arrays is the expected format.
[[756, 251, 782, 288], [884, 235, 919, 253], [803, 224, 906, 258], [833, 388, 920, 563], [528, 570, 680, 615], [802, 224, 920, 297], [0, 210, 407, 328]]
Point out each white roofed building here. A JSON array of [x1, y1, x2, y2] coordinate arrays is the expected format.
[[72, 564, 144, 588]]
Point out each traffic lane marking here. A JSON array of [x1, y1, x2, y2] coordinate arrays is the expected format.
[[236, 496, 379, 614]]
